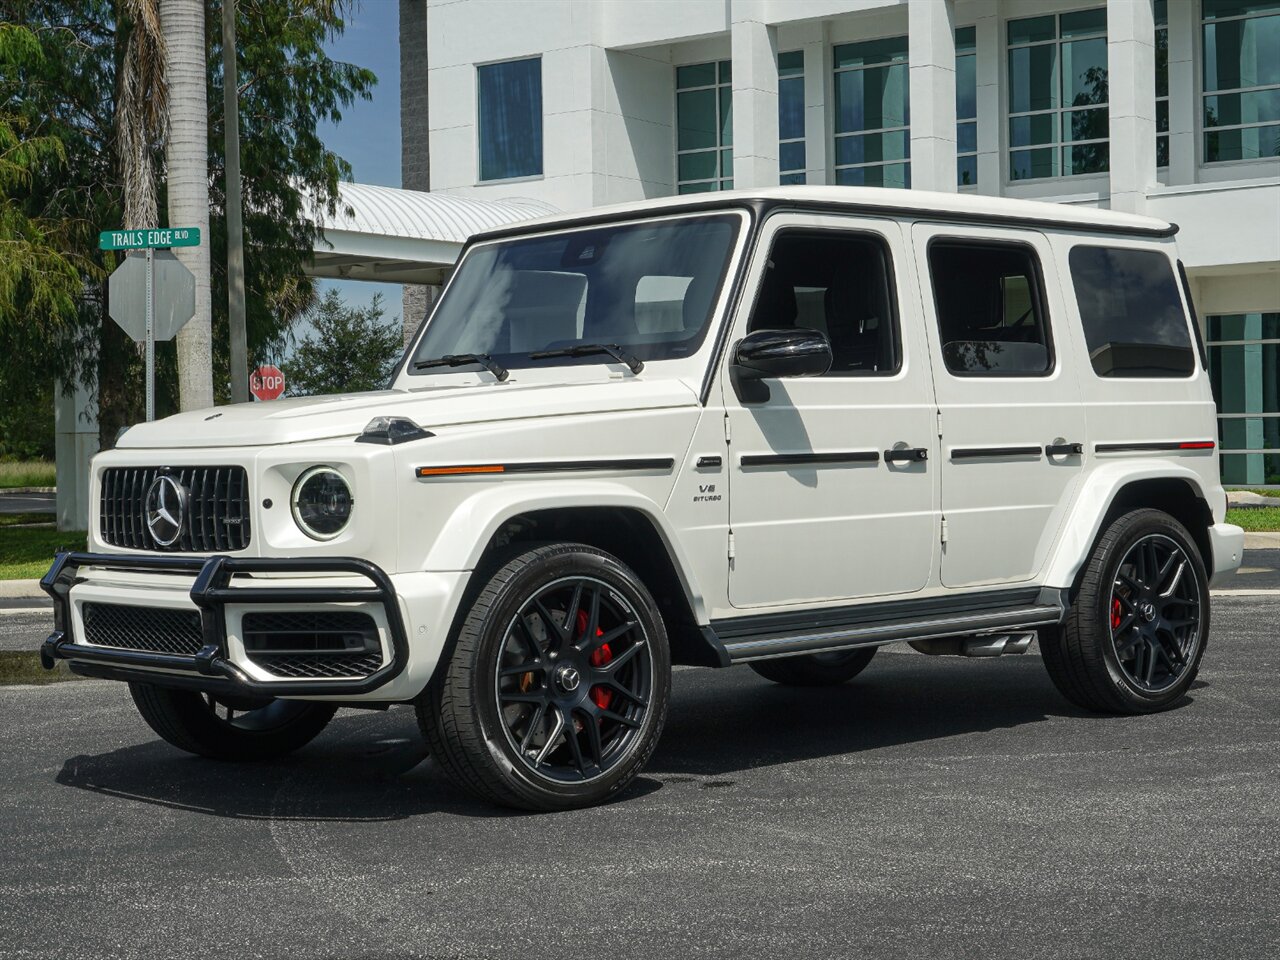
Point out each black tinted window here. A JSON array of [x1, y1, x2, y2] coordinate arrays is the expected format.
[[928, 241, 1052, 375], [749, 231, 899, 375], [1070, 246, 1196, 378]]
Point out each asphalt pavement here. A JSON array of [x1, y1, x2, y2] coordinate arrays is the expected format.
[[2, 578, 1278, 958], [0, 490, 55, 514]]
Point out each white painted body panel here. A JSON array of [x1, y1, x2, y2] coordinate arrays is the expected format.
[[69, 190, 1244, 701]]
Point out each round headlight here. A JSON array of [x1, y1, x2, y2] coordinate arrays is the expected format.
[[291, 466, 353, 541]]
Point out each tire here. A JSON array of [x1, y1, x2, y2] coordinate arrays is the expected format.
[[129, 682, 337, 760], [417, 543, 671, 811], [749, 647, 877, 686], [1040, 508, 1210, 714]]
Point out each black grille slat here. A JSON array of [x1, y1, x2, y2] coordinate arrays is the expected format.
[[99, 465, 250, 552], [82, 602, 204, 656], [242, 611, 382, 680]]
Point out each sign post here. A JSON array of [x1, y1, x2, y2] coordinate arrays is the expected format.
[[102, 227, 201, 421]]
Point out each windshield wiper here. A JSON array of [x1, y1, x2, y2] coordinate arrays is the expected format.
[[529, 343, 644, 375], [414, 353, 509, 382]]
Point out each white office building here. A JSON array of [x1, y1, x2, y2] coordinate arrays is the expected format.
[[396, 0, 1280, 482]]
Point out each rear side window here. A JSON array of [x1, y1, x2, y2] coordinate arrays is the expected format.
[[928, 240, 1052, 376], [1069, 246, 1196, 378]]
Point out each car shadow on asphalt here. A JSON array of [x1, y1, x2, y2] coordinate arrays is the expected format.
[[52, 652, 1187, 819]]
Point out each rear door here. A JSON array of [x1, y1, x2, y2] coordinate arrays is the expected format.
[[724, 213, 939, 608], [912, 223, 1086, 588]]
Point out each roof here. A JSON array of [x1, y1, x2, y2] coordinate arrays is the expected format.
[[307, 183, 559, 284], [471, 185, 1176, 243]]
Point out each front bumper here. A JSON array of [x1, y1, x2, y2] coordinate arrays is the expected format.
[[40, 552, 411, 697]]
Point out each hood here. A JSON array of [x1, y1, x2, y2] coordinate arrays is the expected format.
[[115, 377, 701, 449]]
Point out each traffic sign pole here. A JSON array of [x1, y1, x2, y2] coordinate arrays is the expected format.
[[145, 247, 155, 421]]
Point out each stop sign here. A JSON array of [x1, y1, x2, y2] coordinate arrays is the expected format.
[[249, 364, 285, 401]]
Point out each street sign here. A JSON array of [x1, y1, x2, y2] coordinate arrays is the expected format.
[[250, 364, 286, 401], [106, 244, 198, 423], [99, 227, 201, 251], [108, 251, 195, 343]]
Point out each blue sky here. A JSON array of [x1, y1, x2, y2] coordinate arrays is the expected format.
[[313, 0, 403, 329]]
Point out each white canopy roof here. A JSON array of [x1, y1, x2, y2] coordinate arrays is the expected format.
[[307, 183, 558, 284]]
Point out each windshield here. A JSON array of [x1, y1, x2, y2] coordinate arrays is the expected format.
[[407, 213, 741, 375]]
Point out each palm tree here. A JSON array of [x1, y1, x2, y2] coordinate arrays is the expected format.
[[116, 0, 167, 230], [159, 0, 213, 410]]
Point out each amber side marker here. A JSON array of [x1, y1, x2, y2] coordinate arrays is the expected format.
[[415, 465, 506, 478]]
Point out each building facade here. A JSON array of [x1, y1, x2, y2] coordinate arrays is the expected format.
[[401, 0, 1280, 483]]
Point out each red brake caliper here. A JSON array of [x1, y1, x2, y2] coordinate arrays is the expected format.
[[576, 610, 614, 711], [1111, 597, 1122, 631]]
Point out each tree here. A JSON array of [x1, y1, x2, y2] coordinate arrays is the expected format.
[[161, 0, 212, 410], [281, 290, 401, 397], [0, 20, 98, 448], [0, 1, 375, 441]]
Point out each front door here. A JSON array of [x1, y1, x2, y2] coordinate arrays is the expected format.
[[911, 223, 1086, 588], [724, 214, 939, 608]]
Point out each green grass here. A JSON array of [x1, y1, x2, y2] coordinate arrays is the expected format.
[[0, 652, 82, 686], [0, 527, 85, 580], [0, 461, 55, 489], [0, 512, 54, 527], [1226, 507, 1280, 532]]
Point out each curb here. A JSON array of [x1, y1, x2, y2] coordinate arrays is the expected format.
[[0, 487, 56, 495], [1245, 532, 1280, 549], [0, 580, 44, 600]]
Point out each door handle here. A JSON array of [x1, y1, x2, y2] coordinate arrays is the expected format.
[[885, 447, 929, 463], [1045, 442, 1084, 457]]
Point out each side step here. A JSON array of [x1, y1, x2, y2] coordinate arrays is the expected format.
[[711, 591, 1064, 665]]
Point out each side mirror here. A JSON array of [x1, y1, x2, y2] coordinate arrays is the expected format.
[[732, 328, 833, 380]]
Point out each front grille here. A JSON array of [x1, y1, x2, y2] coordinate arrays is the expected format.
[[82, 602, 204, 656], [100, 466, 251, 552], [242, 611, 383, 680]]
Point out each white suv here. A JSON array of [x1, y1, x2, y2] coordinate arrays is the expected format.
[[42, 187, 1245, 810]]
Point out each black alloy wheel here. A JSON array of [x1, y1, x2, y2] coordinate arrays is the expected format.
[[495, 575, 654, 783], [129, 681, 337, 760], [1108, 534, 1203, 692], [417, 543, 671, 811], [1039, 508, 1210, 715]]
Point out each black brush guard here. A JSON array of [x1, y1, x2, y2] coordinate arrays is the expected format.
[[40, 552, 409, 697]]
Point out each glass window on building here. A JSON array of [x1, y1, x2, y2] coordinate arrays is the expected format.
[[477, 57, 543, 182], [1007, 9, 1109, 181], [957, 26, 978, 186], [833, 36, 910, 188], [1156, 0, 1170, 167], [1202, 0, 1280, 163], [779, 51, 806, 185], [1208, 313, 1280, 484], [677, 60, 733, 193]]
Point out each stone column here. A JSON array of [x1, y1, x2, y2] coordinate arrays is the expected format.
[[801, 22, 828, 184], [1108, 0, 1158, 213], [731, 3, 779, 189], [908, 0, 957, 193], [54, 376, 98, 532], [972, 0, 1001, 195], [400, 0, 436, 346], [1165, 0, 1197, 185]]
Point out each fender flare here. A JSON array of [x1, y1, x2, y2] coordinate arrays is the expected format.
[[423, 480, 711, 624], [1042, 460, 1215, 590]]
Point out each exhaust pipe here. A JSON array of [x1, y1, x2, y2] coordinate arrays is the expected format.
[[909, 633, 1036, 657]]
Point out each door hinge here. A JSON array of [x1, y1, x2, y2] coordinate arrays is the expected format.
[[723, 414, 731, 444], [941, 517, 949, 544], [727, 530, 736, 560], [936, 409, 944, 438]]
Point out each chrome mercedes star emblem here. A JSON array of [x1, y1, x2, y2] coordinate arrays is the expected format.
[[145, 474, 187, 547], [556, 664, 581, 694]]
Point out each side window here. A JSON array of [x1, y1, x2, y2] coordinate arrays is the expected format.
[[1069, 245, 1196, 378], [928, 240, 1052, 376], [748, 231, 900, 375]]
